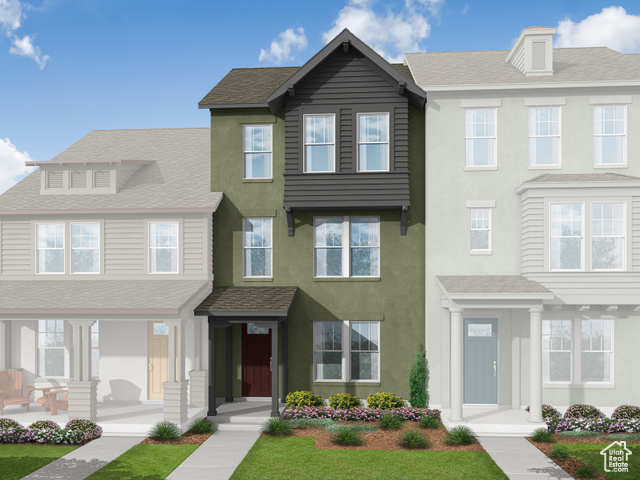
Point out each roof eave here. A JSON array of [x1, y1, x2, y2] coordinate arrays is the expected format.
[[194, 309, 290, 317], [422, 80, 640, 93], [516, 180, 640, 194], [26, 159, 155, 167], [199, 102, 269, 110]]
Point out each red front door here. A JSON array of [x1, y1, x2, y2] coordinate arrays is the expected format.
[[242, 323, 272, 397]]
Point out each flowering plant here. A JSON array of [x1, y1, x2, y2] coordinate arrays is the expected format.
[[611, 405, 640, 421], [563, 404, 605, 419], [546, 416, 640, 434], [284, 406, 441, 422], [66, 419, 103, 441]]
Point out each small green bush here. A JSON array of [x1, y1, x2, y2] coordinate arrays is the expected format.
[[611, 404, 640, 420], [261, 417, 293, 436], [331, 426, 364, 446], [189, 417, 215, 434], [379, 414, 403, 430], [366, 392, 404, 410], [607, 433, 640, 441], [409, 346, 428, 409], [0, 418, 21, 430], [328, 393, 362, 410], [29, 420, 61, 431], [575, 465, 597, 478], [525, 404, 561, 419], [418, 416, 440, 429], [563, 404, 605, 419], [287, 418, 335, 429], [531, 427, 554, 443], [399, 429, 430, 449], [556, 431, 601, 438], [549, 444, 570, 459], [285, 391, 324, 409], [444, 425, 475, 445], [65, 419, 102, 441], [325, 423, 378, 433], [149, 421, 181, 441]]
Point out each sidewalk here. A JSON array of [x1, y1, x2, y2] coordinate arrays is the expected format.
[[479, 437, 573, 480], [23, 436, 143, 480]]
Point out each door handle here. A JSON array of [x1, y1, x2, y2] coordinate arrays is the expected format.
[[493, 361, 497, 377], [270, 356, 273, 372], [148, 359, 153, 372]]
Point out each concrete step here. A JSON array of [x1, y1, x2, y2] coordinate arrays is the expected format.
[[226, 415, 270, 424], [449, 422, 538, 437], [217, 423, 263, 432]]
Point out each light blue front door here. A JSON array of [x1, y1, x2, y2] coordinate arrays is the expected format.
[[464, 318, 498, 404]]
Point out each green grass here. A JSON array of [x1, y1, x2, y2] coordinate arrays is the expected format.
[[0, 444, 79, 480], [559, 444, 640, 480], [86, 444, 198, 480], [230, 437, 508, 480]]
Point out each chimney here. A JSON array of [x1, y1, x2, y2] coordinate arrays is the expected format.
[[506, 26, 556, 76]]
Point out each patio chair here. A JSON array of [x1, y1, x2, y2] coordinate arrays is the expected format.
[[36, 387, 69, 416], [0, 369, 36, 415]]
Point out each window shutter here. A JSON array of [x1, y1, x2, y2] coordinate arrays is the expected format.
[[94, 170, 111, 188]]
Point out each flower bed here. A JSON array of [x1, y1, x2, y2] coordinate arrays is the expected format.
[[0, 418, 102, 445], [545, 415, 640, 434], [284, 406, 441, 422]]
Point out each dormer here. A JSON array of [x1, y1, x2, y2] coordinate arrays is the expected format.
[[506, 26, 556, 76]]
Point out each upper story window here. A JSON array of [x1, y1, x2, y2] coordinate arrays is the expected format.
[[470, 208, 491, 254], [594, 106, 626, 166], [465, 109, 496, 168], [71, 223, 100, 274], [149, 222, 178, 274], [591, 203, 625, 271], [37, 223, 65, 274], [358, 113, 389, 172], [529, 107, 560, 167], [243, 217, 272, 278], [550, 204, 583, 271], [243, 125, 272, 179], [304, 114, 335, 173]]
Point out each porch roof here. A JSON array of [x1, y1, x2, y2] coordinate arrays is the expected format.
[[194, 286, 298, 317], [0, 280, 209, 315], [436, 275, 554, 300]]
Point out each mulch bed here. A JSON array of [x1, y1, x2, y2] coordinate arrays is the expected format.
[[266, 421, 484, 451], [141, 430, 214, 446]]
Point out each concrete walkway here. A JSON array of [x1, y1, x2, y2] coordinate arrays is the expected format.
[[23, 435, 143, 480], [479, 437, 573, 480]]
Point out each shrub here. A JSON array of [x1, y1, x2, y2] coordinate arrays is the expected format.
[[556, 431, 601, 438], [284, 406, 441, 423], [287, 418, 335, 429], [328, 393, 361, 410], [563, 404, 605, 420], [607, 433, 640, 441], [399, 429, 430, 449], [189, 418, 215, 434], [531, 427, 554, 443], [0, 418, 22, 430], [525, 404, 561, 419], [575, 465, 597, 478], [148, 421, 182, 441], [331, 426, 363, 446], [379, 414, 403, 430], [444, 425, 475, 445], [29, 420, 61, 432], [612, 405, 640, 421], [261, 418, 293, 436], [0, 427, 36, 443], [65, 419, 103, 441], [418, 416, 440, 429], [366, 392, 404, 410], [34, 428, 82, 444], [546, 416, 640, 434], [549, 444, 570, 459], [409, 346, 428, 409], [285, 391, 324, 409], [325, 423, 377, 433]]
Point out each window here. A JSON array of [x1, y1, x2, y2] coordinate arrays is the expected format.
[[38, 320, 66, 378], [550, 204, 583, 271], [313, 321, 379, 382], [243, 125, 272, 179], [470, 208, 491, 253], [314, 216, 379, 278], [592, 204, 625, 270], [581, 319, 613, 383], [149, 222, 178, 273], [37, 223, 65, 274], [465, 109, 496, 167], [91, 321, 99, 379], [243, 218, 272, 278], [594, 106, 626, 166], [542, 320, 571, 382], [530, 107, 560, 167], [304, 114, 335, 172], [358, 113, 389, 171], [71, 223, 99, 274]]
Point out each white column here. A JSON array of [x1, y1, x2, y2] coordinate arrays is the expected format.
[[68, 320, 97, 421], [193, 318, 202, 371], [529, 306, 544, 423], [81, 323, 92, 382], [163, 319, 187, 427], [450, 308, 464, 422], [0, 320, 8, 369], [72, 321, 82, 381]]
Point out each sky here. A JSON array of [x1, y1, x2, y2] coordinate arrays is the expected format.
[[1, 0, 640, 193]]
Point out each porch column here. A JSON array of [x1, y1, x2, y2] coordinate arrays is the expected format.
[[281, 322, 288, 404], [449, 308, 464, 422], [225, 326, 233, 402], [189, 318, 207, 408], [208, 319, 217, 416], [529, 306, 544, 423], [0, 320, 9, 369], [270, 322, 279, 417], [163, 319, 187, 428], [68, 320, 97, 421]]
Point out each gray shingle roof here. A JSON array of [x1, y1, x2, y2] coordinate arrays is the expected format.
[[0, 128, 222, 213], [437, 276, 551, 294], [526, 173, 640, 183], [195, 286, 298, 315], [405, 47, 640, 87], [0, 280, 208, 314]]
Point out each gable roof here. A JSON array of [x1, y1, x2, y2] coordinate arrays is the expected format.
[[437, 276, 551, 295], [194, 286, 298, 317]]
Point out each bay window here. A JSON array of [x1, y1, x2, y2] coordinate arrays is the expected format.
[[304, 114, 335, 172], [550, 204, 583, 271], [591, 203, 625, 270], [358, 113, 389, 171]]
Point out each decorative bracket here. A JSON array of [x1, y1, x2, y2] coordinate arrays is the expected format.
[[285, 208, 295, 236], [397, 82, 406, 95], [287, 85, 295, 98], [400, 206, 409, 235]]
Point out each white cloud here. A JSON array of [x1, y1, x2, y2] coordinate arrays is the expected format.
[[10, 34, 49, 69], [0, 138, 35, 194], [259, 27, 308, 64], [0, 0, 22, 31], [322, 0, 437, 62], [555, 6, 640, 53], [0, 0, 50, 69]]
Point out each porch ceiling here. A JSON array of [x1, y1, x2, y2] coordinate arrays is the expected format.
[[436, 275, 554, 301], [194, 286, 298, 317]]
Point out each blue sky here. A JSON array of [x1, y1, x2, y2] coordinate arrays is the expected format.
[[1, 0, 640, 191]]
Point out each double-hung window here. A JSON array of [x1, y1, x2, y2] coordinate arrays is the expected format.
[[594, 106, 626, 166], [37, 223, 65, 274], [243, 125, 272, 179], [470, 208, 491, 253], [243, 218, 272, 278], [149, 222, 178, 273], [529, 107, 560, 167], [304, 114, 335, 172], [549, 204, 583, 271], [465, 109, 496, 167], [542, 319, 572, 382], [358, 113, 389, 171], [581, 319, 613, 383], [71, 223, 100, 273], [38, 320, 67, 378], [591, 203, 625, 270]]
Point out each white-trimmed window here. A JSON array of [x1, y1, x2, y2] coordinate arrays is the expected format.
[[591, 203, 625, 270], [38, 320, 67, 378], [594, 106, 626, 166], [470, 208, 491, 253], [71, 223, 100, 274], [550, 204, 583, 271], [529, 107, 560, 167], [149, 222, 178, 274], [243, 218, 272, 278], [314, 216, 379, 278], [37, 223, 65, 274], [581, 319, 613, 383], [313, 320, 379, 382], [465, 109, 496, 167], [542, 319, 572, 382], [358, 113, 389, 172], [304, 114, 335, 172], [243, 124, 272, 179]]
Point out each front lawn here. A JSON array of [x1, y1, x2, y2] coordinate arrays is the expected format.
[[562, 443, 640, 480], [86, 444, 198, 480], [231, 437, 508, 479], [0, 444, 79, 480]]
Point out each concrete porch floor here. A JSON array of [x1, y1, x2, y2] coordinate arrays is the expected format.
[[440, 405, 544, 437]]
